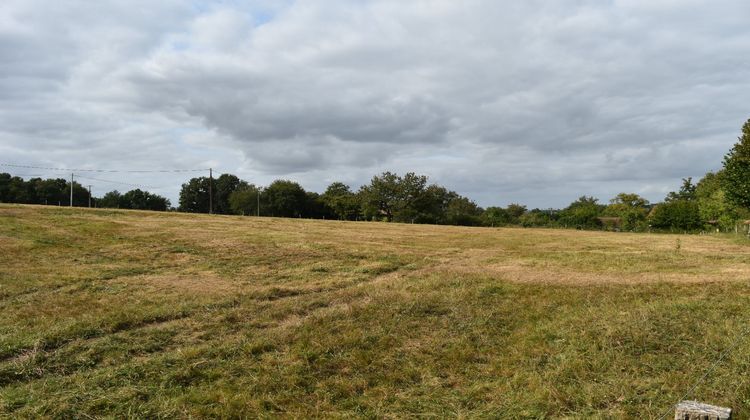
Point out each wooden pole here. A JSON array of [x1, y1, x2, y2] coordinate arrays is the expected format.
[[209, 168, 213, 215]]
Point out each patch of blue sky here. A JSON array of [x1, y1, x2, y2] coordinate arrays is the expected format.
[[188, 0, 290, 27]]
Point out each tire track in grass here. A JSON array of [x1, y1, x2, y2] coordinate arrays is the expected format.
[[0, 298, 243, 366], [0, 264, 412, 387]]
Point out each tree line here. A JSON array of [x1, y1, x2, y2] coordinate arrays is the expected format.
[[3, 118, 750, 232], [172, 170, 748, 232], [0, 175, 171, 211], [176, 172, 486, 225]]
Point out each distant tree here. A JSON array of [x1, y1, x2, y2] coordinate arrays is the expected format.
[[393, 172, 429, 223], [722, 118, 750, 209], [609, 193, 649, 208], [179, 177, 211, 213], [121, 189, 170, 211], [30, 178, 68, 205], [505, 203, 527, 222], [214, 174, 247, 214], [303, 191, 334, 219], [70, 182, 89, 207], [0, 173, 10, 202], [358, 171, 436, 223], [482, 207, 510, 227], [603, 193, 649, 231], [482, 203, 526, 227], [264, 180, 307, 217], [97, 189, 169, 211], [696, 172, 722, 201], [358, 171, 403, 221], [649, 200, 701, 231], [0, 174, 91, 206], [698, 189, 734, 230], [321, 182, 360, 220], [228, 184, 261, 216], [412, 184, 452, 224], [120, 189, 146, 209], [558, 196, 604, 229], [23, 177, 42, 204], [445, 196, 483, 226], [519, 209, 557, 227], [695, 171, 750, 230], [665, 177, 697, 202], [99, 190, 124, 208], [5, 175, 28, 203]]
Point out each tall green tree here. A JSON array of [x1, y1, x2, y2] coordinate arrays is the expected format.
[[321, 182, 360, 220], [69, 182, 89, 207], [121, 189, 170, 211], [228, 184, 261, 216], [722, 118, 750, 209], [3, 175, 29, 203], [179, 177, 211, 213], [602, 193, 649, 231], [696, 171, 750, 230], [558, 196, 604, 229], [665, 178, 697, 202], [264, 180, 307, 218], [506, 203, 527, 223], [99, 190, 124, 208], [358, 172, 434, 222], [303, 192, 334, 219], [97, 189, 169, 211], [393, 172, 429, 223], [445, 196, 483, 226], [358, 172, 403, 221], [414, 185, 453, 224], [214, 174, 247, 214], [32, 178, 68, 205], [0, 173, 10, 202], [609, 193, 649, 208]]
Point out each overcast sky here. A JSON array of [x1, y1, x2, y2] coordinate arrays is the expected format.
[[1, 0, 749, 208]]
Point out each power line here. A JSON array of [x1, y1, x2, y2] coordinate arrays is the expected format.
[[73, 174, 165, 190], [4, 172, 166, 190], [3, 174, 50, 178], [0, 163, 209, 173]]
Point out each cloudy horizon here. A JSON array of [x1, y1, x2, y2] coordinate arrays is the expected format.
[[1, 0, 749, 208]]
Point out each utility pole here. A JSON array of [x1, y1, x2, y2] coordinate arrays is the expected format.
[[70, 173, 74, 207], [87, 185, 92, 208], [257, 189, 260, 217], [209, 168, 213, 215]]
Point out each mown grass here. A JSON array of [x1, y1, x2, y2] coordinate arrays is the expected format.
[[2, 204, 750, 418]]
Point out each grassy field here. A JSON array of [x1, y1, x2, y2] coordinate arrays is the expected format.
[[2, 204, 750, 418]]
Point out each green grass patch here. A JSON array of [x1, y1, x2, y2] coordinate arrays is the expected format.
[[2, 205, 750, 417]]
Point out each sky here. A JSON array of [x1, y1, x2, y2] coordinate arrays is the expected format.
[[1, 0, 749, 208]]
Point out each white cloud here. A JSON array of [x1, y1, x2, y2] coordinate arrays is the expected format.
[[1, 0, 749, 207]]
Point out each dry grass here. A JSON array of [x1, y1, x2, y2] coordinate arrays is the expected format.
[[2, 204, 750, 418]]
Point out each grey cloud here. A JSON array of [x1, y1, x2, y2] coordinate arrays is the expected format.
[[1, 0, 749, 208]]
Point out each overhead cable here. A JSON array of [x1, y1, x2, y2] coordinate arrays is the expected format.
[[0, 163, 209, 173]]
